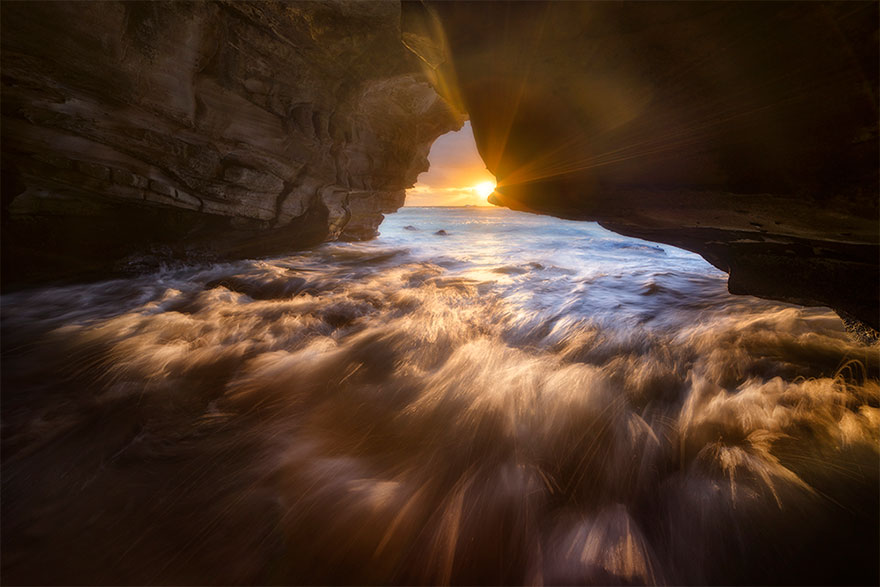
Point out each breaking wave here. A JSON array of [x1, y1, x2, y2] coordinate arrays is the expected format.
[[2, 208, 877, 585]]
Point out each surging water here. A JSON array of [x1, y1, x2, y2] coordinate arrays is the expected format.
[[2, 207, 878, 585]]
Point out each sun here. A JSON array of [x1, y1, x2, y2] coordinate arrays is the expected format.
[[474, 181, 496, 198]]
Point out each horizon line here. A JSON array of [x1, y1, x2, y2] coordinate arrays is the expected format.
[[402, 205, 498, 209]]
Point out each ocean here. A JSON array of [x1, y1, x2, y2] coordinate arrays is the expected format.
[[2, 206, 877, 584]]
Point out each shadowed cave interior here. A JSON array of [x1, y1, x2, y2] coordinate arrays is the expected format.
[[1, 1, 878, 585]]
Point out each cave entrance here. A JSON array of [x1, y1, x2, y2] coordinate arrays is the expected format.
[[405, 121, 496, 207]]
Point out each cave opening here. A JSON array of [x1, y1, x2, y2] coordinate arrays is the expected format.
[[405, 121, 495, 208], [1, 1, 877, 584]]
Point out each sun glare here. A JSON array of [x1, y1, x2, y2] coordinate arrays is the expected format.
[[474, 181, 496, 198], [406, 122, 496, 206]]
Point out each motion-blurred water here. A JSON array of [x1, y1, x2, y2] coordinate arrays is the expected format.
[[2, 207, 878, 585]]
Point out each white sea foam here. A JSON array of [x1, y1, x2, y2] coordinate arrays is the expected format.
[[1, 208, 877, 584]]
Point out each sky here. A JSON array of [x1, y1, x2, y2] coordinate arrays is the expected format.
[[405, 121, 496, 207]]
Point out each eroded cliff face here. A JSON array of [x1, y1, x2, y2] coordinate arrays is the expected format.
[[1, 1, 463, 286], [405, 1, 879, 329]]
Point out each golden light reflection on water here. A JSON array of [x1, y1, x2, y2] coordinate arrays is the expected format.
[[1, 230, 877, 584]]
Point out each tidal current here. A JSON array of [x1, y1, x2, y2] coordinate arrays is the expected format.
[[2, 207, 878, 585]]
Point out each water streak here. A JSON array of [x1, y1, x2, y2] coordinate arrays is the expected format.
[[2, 208, 877, 585]]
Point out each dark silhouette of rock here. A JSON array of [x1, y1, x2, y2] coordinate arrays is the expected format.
[[405, 1, 879, 329], [434, 229, 448, 236], [403, 225, 419, 231]]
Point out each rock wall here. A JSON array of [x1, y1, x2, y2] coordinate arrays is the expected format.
[[405, 1, 879, 329], [1, 1, 463, 287]]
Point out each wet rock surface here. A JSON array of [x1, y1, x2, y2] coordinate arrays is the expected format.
[[406, 1, 879, 329], [1, 1, 462, 288]]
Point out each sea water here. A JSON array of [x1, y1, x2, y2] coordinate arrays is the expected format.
[[2, 207, 877, 584]]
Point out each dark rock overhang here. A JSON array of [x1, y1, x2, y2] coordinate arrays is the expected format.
[[403, 0, 879, 330]]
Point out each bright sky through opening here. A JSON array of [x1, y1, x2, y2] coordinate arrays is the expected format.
[[406, 121, 496, 207]]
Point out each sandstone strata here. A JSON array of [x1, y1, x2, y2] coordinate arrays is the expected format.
[[1, 1, 462, 286], [405, 0, 879, 329]]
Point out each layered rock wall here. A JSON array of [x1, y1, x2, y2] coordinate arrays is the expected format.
[[1, 1, 462, 286]]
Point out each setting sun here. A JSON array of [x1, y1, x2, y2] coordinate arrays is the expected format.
[[474, 181, 495, 198], [406, 122, 496, 206], [2, 2, 878, 585]]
